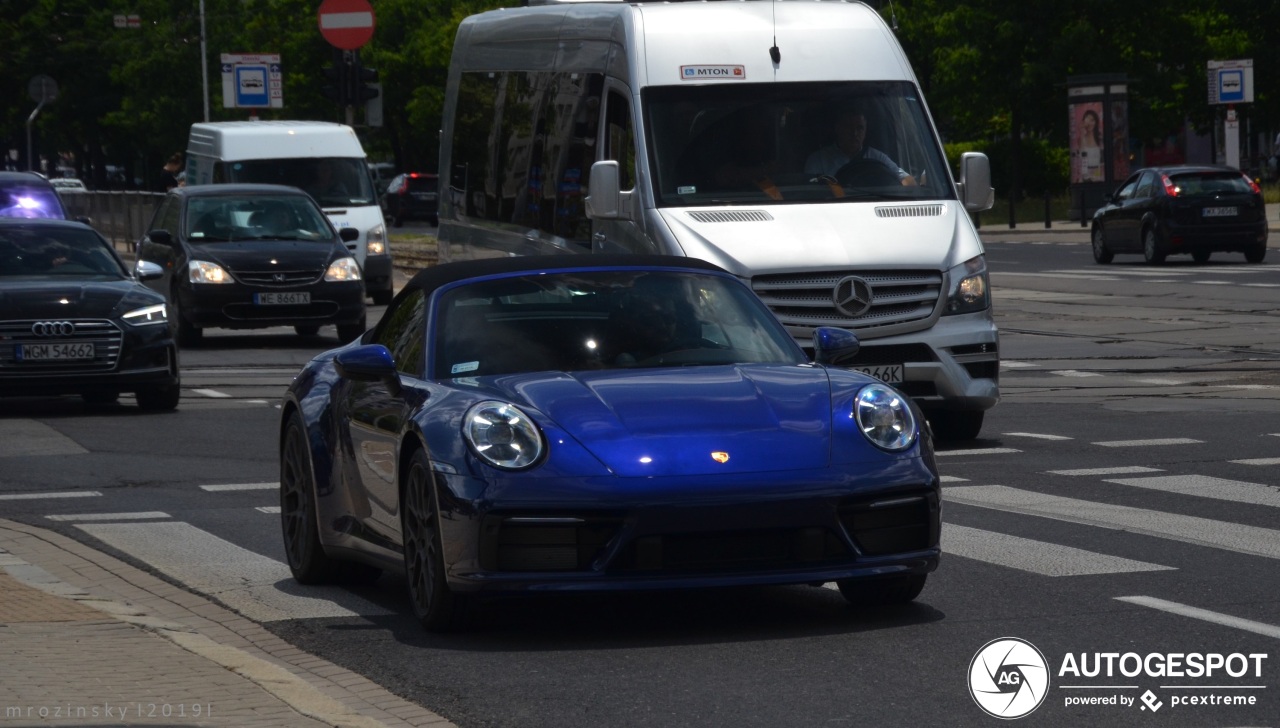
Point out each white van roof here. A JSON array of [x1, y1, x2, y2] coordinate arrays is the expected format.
[[187, 120, 367, 161]]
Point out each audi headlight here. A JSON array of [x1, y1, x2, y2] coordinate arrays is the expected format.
[[944, 255, 990, 315], [122, 303, 167, 326], [325, 257, 363, 282], [188, 260, 233, 284], [463, 401, 545, 470], [855, 384, 917, 451], [366, 224, 386, 255]]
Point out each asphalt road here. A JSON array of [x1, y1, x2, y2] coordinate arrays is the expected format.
[[3, 237, 1279, 726]]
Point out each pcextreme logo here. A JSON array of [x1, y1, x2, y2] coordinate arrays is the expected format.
[[968, 637, 1051, 719]]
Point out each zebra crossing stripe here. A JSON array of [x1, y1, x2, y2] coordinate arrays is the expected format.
[[1048, 466, 1162, 476], [46, 512, 170, 522], [1230, 457, 1280, 466], [1004, 432, 1073, 441], [75, 521, 393, 622], [1115, 596, 1280, 640], [935, 448, 1021, 457], [200, 482, 277, 492], [1093, 438, 1202, 447], [943, 524, 1173, 576], [0, 491, 101, 501], [1103, 474, 1280, 508], [944, 485, 1280, 561]]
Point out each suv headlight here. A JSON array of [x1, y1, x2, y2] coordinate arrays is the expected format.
[[189, 260, 233, 284], [324, 257, 363, 281], [943, 255, 989, 315], [855, 383, 917, 451], [122, 303, 167, 326], [463, 401, 545, 470], [366, 224, 386, 255]]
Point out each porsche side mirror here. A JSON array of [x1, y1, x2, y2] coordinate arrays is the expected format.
[[334, 344, 401, 394], [813, 327, 861, 367]]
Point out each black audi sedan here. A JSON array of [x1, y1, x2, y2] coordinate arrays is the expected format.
[[0, 218, 179, 410], [136, 184, 367, 346], [1091, 165, 1267, 265]]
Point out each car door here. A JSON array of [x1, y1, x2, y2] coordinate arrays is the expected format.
[[340, 288, 427, 543], [591, 84, 657, 254], [136, 195, 183, 296], [1105, 173, 1146, 251]]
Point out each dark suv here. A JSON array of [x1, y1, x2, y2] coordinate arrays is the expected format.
[[381, 173, 438, 227], [0, 171, 67, 220]]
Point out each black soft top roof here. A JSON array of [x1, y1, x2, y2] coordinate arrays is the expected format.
[[402, 255, 729, 300]]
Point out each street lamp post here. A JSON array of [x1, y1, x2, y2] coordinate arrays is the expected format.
[[200, 0, 210, 122]]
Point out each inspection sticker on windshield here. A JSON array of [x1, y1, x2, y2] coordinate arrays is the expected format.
[[680, 65, 745, 81]]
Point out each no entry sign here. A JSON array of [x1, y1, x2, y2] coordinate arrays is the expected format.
[[317, 0, 376, 50]]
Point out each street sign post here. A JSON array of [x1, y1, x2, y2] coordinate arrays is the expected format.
[[220, 54, 283, 109], [27, 75, 58, 172], [318, 0, 376, 51]]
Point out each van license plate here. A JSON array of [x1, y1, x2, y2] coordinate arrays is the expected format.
[[851, 364, 903, 384], [1203, 207, 1237, 217], [254, 292, 310, 305], [18, 342, 95, 361]]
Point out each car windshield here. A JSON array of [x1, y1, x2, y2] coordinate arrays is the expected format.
[[0, 184, 66, 219], [0, 225, 125, 278], [434, 270, 802, 378], [224, 158, 377, 208], [644, 81, 953, 207], [1168, 172, 1254, 196], [185, 195, 335, 243]]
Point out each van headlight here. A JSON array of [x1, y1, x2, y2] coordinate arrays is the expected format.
[[855, 384, 917, 451], [943, 255, 989, 315], [366, 224, 386, 255], [463, 401, 545, 470], [324, 257, 363, 281], [189, 260, 233, 284], [122, 303, 167, 326]]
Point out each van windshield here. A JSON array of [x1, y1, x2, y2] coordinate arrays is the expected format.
[[644, 81, 953, 207], [223, 158, 376, 208]]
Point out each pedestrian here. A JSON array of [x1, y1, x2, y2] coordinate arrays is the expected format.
[[159, 152, 183, 191]]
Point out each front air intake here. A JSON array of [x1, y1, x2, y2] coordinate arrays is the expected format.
[[687, 210, 774, 223], [874, 205, 944, 218]]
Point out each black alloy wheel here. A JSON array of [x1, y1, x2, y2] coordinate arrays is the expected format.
[[1142, 226, 1166, 265], [173, 291, 202, 347], [1091, 225, 1113, 264], [402, 448, 469, 631]]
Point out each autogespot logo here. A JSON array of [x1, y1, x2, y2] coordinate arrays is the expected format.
[[969, 637, 1051, 719]]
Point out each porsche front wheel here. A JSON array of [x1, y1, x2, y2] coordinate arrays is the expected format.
[[402, 448, 469, 631]]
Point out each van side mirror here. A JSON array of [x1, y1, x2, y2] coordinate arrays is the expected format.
[[956, 152, 994, 212], [586, 161, 634, 222]]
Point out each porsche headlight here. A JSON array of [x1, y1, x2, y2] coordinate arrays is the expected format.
[[463, 401, 545, 470], [366, 224, 386, 255], [944, 255, 989, 315], [122, 303, 167, 326], [324, 256, 363, 281], [855, 384, 917, 451], [188, 260, 233, 284]]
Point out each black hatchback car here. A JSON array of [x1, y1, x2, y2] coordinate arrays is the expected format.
[[136, 184, 368, 346], [0, 218, 179, 409], [381, 173, 438, 227], [1091, 165, 1267, 265]]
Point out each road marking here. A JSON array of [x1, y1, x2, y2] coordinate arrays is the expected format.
[[1048, 466, 1163, 476], [1131, 378, 1185, 386], [1000, 361, 1038, 369], [0, 491, 101, 501], [940, 475, 969, 483], [1051, 370, 1103, 378], [192, 388, 232, 398], [46, 511, 170, 522], [200, 482, 277, 492], [1242, 282, 1280, 288], [1230, 458, 1280, 466], [1093, 438, 1202, 447], [943, 524, 1173, 576], [944, 485, 1280, 560], [1104, 474, 1280, 508], [256, 506, 281, 514], [995, 272, 1120, 281], [75, 521, 393, 622], [1194, 281, 1233, 286], [1004, 432, 1072, 440], [0, 419, 89, 458], [1049, 268, 1191, 277], [935, 448, 1021, 457], [1115, 596, 1280, 640]]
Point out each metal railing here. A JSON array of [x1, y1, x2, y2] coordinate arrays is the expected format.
[[61, 191, 165, 253]]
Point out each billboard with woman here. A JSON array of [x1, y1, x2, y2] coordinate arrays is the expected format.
[[1070, 101, 1104, 183]]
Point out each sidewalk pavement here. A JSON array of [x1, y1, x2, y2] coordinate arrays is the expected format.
[[976, 202, 1280, 244], [0, 519, 454, 728]]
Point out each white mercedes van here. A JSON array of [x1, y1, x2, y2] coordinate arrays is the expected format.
[[185, 121, 394, 304], [436, 0, 998, 440]]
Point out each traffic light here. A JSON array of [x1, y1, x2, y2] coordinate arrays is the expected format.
[[350, 58, 379, 104], [321, 62, 348, 107]]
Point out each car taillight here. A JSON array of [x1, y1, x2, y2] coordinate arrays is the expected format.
[[1161, 174, 1179, 197], [1242, 173, 1262, 195]]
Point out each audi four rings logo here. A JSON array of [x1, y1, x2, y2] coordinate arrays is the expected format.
[[31, 321, 75, 337], [832, 276, 874, 318], [968, 637, 1050, 719]]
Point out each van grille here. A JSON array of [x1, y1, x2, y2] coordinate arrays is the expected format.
[[687, 210, 773, 223], [752, 269, 942, 338]]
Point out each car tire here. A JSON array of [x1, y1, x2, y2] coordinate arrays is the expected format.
[[1245, 243, 1267, 264], [836, 573, 927, 608], [337, 315, 367, 343], [370, 289, 394, 306], [927, 410, 984, 442], [402, 448, 470, 632], [136, 383, 180, 412], [1142, 226, 1166, 265], [295, 325, 321, 337], [173, 294, 203, 347], [279, 411, 380, 585], [82, 391, 120, 405], [1192, 250, 1211, 264], [1091, 225, 1113, 264]]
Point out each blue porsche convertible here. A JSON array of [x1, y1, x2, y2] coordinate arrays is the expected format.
[[278, 255, 940, 631]]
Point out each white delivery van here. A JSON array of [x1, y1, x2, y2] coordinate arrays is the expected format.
[[185, 121, 394, 304], [437, 0, 998, 440]]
